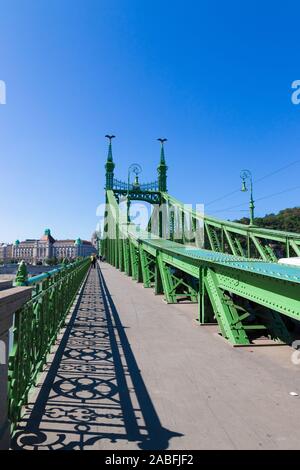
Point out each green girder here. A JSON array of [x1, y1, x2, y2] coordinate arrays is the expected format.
[[103, 184, 300, 347], [161, 193, 300, 260], [140, 246, 155, 288]]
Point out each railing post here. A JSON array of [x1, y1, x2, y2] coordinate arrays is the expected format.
[[14, 261, 28, 286], [0, 286, 32, 449]]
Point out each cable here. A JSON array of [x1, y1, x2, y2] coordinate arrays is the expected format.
[[210, 185, 300, 214], [210, 210, 249, 214], [205, 188, 241, 207], [254, 160, 300, 184], [255, 185, 300, 203], [210, 202, 249, 214], [205, 159, 300, 207]]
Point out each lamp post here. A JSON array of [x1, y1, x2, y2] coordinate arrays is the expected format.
[[127, 163, 142, 222], [240, 169, 255, 226]]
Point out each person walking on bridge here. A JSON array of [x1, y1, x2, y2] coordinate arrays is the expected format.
[[90, 254, 97, 269]]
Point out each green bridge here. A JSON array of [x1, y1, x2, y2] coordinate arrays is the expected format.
[[102, 137, 300, 347], [1, 137, 300, 450]]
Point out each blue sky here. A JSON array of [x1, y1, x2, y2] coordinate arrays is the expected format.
[[1, 0, 300, 242]]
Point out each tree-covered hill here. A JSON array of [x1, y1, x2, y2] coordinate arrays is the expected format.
[[234, 207, 300, 233]]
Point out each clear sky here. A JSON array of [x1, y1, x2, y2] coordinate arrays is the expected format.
[[1, 0, 300, 243]]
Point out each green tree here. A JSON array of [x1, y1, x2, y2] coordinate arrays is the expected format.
[[235, 207, 300, 233]]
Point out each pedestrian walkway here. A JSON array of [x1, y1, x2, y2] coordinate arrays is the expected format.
[[11, 263, 300, 450], [11, 264, 179, 450]]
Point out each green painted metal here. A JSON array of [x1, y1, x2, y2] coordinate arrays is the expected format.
[[129, 240, 140, 281], [14, 261, 28, 286], [204, 268, 250, 345], [156, 252, 175, 302], [205, 224, 221, 252], [223, 228, 238, 257], [123, 239, 131, 275], [157, 252, 198, 303], [140, 245, 155, 287], [105, 135, 116, 190], [157, 138, 168, 192], [162, 193, 300, 260], [102, 143, 300, 346], [8, 257, 90, 432], [240, 169, 255, 226]]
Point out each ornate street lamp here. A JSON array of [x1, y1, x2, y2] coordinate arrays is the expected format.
[[240, 169, 255, 226], [127, 163, 142, 222]]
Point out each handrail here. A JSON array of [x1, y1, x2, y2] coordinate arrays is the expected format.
[[26, 262, 80, 285], [27, 266, 64, 284]]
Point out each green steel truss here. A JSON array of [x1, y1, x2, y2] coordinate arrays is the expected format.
[[162, 193, 300, 261], [103, 190, 300, 346], [102, 141, 300, 346]]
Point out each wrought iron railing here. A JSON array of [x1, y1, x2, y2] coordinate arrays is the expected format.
[[140, 181, 159, 191], [8, 257, 90, 431], [113, 178, 129, 190], [113, 178, 159, 191]]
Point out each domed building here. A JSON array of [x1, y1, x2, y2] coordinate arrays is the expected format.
[[53, 237, 95, 260], [10, 229, 96, 264]]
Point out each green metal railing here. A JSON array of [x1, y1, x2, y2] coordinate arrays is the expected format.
[[8, 257, 90, 431]]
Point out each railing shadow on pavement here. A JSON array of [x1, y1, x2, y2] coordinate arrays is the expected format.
[[97, 266, 182, 450], [10, 265, 182, 450]]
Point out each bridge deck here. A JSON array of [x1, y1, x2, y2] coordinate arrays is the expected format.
[[12, 263, 300, 450]]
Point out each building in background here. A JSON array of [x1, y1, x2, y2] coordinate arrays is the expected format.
[[53, 238, 95, 260], [91, 230, 101, 250], [1, 229, 96, 264], [0, 243, 13, 263]]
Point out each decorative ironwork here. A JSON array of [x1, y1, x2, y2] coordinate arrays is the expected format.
[[113, 178, 159, 192], [8, 258, 90, 431]]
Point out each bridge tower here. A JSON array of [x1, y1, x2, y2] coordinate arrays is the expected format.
[[157, 138, 168, 192], [102, 135, 169, 277], [105, 134, 115, 190], [104, 135, 166, 206]]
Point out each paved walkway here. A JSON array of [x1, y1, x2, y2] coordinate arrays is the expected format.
[[12, 263, 300, 449]]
